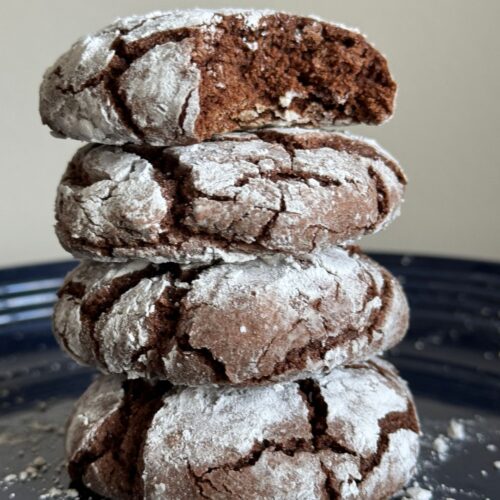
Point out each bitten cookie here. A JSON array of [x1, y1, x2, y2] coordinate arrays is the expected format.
[[53, 247, 408, 385], [40, 9, 396, 146], [55, 128, 406, 264], [66, 358, 420, 500]]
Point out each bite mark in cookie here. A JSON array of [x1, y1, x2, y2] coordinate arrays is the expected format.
[[40, 9, 396, 146]]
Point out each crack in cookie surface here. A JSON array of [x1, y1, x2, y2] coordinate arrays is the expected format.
[[68, 378, 172, 500]]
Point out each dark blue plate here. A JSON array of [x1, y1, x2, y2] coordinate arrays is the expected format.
[[1, 255, 499, 499]]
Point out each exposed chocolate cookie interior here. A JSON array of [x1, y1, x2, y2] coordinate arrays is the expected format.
[[40, 9, 396, 146]]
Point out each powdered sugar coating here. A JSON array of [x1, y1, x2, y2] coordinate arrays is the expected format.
[[56, 146, 168, 248], [53, 248, 409, 385], [119, 40, 201, 145], [65, 376, 124, 459], [95, 275, 171, 378], [56, 128, 406, 264], [40, 30, 133, 144], [52, 260, 149, 365], [40, 9, 396, 146], [67, 359, 419, 499], [146, 382, 309, 468], [319, 366, 408, 456], [360, 429, 420, 499]]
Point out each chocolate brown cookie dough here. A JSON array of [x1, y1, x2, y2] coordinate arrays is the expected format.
[[53, 248, 408, 385], [55, 128, 406, 264], [66, 358, 420, 500], [40, 9, 396, 146]]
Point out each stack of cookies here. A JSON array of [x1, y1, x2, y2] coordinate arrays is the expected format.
[[40, 9, 420, 500]]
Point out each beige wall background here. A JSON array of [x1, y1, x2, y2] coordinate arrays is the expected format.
[[0, 0, 499, 267]]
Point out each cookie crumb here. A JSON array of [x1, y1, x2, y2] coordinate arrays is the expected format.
[[432, 435, 449, 459], [39, 487, 62, 499], [447, 419, 465, 440], [3, 473, 17, 484], [404, 485, 433, 499], [33, 456, 47, 468]]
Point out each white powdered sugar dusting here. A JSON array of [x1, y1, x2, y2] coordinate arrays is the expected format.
[[39, 29, 135, 144], [344, 131, 405, 178], [119, 10, 225, 43], [180, 247, 405, 383], [65, 376, 124, 460], [204, 451, 327, 499], [319, 452, 362, 498], [96, 275, 171, 377], [264, 127, 405, 179], [43, 81, 134, 145], [361, 429, 420, 499], [320, 362, 409, 457], [294, 148, 374, 193], [102, 244, 260, 266], [432, 434, 449, 460], [403, 485, 433, 500], [279, 90, 304, 108], [136, 360, 418, 498], [120, 40, 201, 145], [53, 260, 150, 367], [57, 146, 168, 246], [142, 381, 310, 496], [187, 246, 355, 310], [172, 138, 290, 198], [52, 32, 116, 89], [52, 295, 88, 364], [147, 382, 308, 465]]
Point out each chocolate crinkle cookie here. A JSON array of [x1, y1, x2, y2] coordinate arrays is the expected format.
[[55, 128, 406, 264], [53, 247, 408, 385], [40, 9, 396, 146], [66, 358, 420, 500]]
